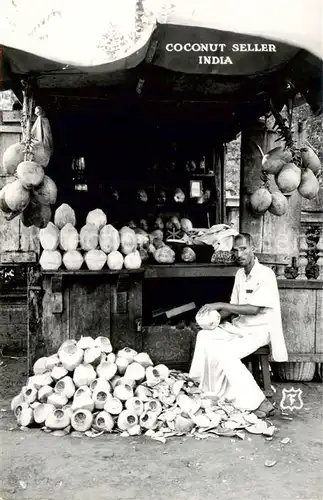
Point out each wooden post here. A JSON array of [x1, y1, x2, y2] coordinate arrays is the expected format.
[[240, 121, 302, 261]]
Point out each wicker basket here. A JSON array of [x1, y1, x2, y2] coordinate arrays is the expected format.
[[271, 362, 316, 382]]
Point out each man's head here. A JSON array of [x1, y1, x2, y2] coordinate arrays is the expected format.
[[232, 233, 255, 268]]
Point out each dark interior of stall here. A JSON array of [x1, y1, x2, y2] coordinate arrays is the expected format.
[[42, 98, 232, 328]]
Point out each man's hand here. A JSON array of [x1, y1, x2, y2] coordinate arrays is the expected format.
[[199, 303, 225, 315]]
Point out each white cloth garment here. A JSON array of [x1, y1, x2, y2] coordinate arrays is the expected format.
[[189, 258, 288, 410]]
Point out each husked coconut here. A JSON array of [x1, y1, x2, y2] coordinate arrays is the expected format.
[[92, 411, 114, 432], [268, 192, 289, 216], [139, 411, 158, 430], [84, 249, 107, 270], [298, 168, 320, 199], [74, 386, 92, 399], [77, 336, 95, 350], [34, 403, 55, 424], [54, 204, 76, 229], [115, 357, 129, 375], [33, 175, 58, 205], [113, 383, 133, 401], [28, 372, 53, 389], [63, 250, 84, 271], [106, 352, 116, 363], [124, 362, 145, 383], [45, 408, 71, 430], [301, 146, 321, 176], [144, 399, 162, 416], [71, 409, 93, 432], [120, 228, 137, 255], [180, 218, 193, 233], [33, 357, 48, 375], [39, 223, 60, 251], [58, 343, 83, 371], [17, 406, 34, 427], [107, 250, 124, 270], [39, 250, 62, 271], [86, 209, 107, 231], [110, 375, 121, 390], [275, 163, 301, 193], [146, 364, 169, 384], [90, 377, 111, 393], [125, 397, 144, 416], [134, 385, 153, 402], [47, 392, 68, 408], [115, 377, 136, 389], [96, 362, 117, 381], [134, 352, 153, 368], [71, 393, 94, 412], [54, 376, 76, 399], [94, 336, 112, 353], [124, 250, 142, 270], [14, 402, 29, 419], [249, 188, 272, 214], [16, 161, 44, 189], [92, 388, 110, 409], [38, 385, 54, 403], [104, 396, 123, 415], [84, 346, 101, 365], [117, 347, 137, 363], [59, 223, 79, 251], [11, 392, 24, 413], [73, 364, 97, 388], [99, 225, 120, 253], [22, 386, 38, 404], [117, 410, 138, 431], [51, 365, 68, 381], [80, 224, 99, 251]]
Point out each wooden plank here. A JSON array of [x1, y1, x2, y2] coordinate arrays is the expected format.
[[280, 288, 316, 354], [315, 289, 323, 354], [278, 280, 323, 290], [69, 276, 111, 341], [144, 264, 239, 279], [2, 111, 21, 123], [0, 212, 20, 252], [0, 251, 37, 264], [0, 125, 22, 134], [272, 353, 323, 362], [41, 275, 69, 356]]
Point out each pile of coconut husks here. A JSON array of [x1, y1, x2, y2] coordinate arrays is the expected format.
[[11, 337, 276, 442]]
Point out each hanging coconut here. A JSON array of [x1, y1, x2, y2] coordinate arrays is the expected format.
[[275, 163, 302, 193], [268, 192, 289, 216], [16, 161, 45, 189], [22, 201, 52, 229], [300, 146, 321, 177], [298, 168, 320, 199], [3, 179, 30, 213], [259, 145, 292, 174], [33, 175, 58, 205], [249, 187, 272, 214]]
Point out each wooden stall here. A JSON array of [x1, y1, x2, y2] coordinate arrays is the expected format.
[[0, 39, 322, 379]]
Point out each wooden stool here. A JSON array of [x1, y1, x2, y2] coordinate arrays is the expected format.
[[243, 345, 273, 398]]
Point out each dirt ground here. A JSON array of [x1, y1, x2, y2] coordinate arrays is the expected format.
[[0, 358, 322, 500]]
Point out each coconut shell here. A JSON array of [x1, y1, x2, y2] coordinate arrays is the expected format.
[[33, 175, 58, 205], [22, 201, 52, 228], [16, 161, 45, 189], [268, 192, 289, 216], [249, 187, 272, 214]]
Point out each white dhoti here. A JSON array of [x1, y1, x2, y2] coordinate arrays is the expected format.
[[189, 326, 270, 411]]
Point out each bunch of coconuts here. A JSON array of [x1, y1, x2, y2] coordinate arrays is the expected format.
[[0, 140, 57, 228], [249, 143, 321, 217]]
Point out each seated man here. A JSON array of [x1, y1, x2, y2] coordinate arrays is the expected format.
[[189, 232, 288, 418]]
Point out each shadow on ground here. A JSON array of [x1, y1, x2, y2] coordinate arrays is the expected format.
[[0, 358, 322, 500]]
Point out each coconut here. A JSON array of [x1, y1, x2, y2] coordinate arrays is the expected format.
[[249, 187, 272, 214], [133, 352, 153, 368], [34, 403, 56, 424], [47, 393, 68, 408], [298, 168, 320, 199], [104, 396, 123, 415], [45, 408, 71, 430], [22, 201, 52, 229], [268, 192, 289, 216], [73, 364, 97, 388], [71, 393, 94, 412], [3, 179, 30, 213], [92, 388, 110, 410], [92, 411, 114, 432], [124, 362, 146, 383], [261, 146, 292, 174], [275, 163, 301, 193], [63, 250, 84, 271], [33, 175, 58, 205], [38, 385, 54, 403], [115, 357, 129, 375], [301, 146, 321, 176], [59, 343, 83, 371], [125, 397, 145, 416], [117, 347, 138, 363], [54, 376, 76, 399], [16, 161, 45, 189], [96, 362, 117, 381], [94, 336, 113, 354], [39, 223, 60, 251], [117, 410, 138, 431], [33, 357, 48, 375]]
